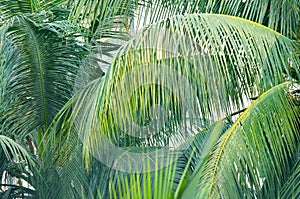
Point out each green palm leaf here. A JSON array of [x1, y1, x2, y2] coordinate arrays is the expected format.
[[73, 13, 299, 151], [0, 15, 86, 138], [181, 82, 299, 199]]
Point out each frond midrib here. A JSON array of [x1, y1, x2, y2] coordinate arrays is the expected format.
[[207, 81, 291, 198], [24, 20, 48, 128]]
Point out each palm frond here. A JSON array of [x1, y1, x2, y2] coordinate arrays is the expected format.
[[154, 0, 300, 39], [66, 0, 300, 80], [181, 82, 299, 199], [0, 15, 87, 139], [66, 13, 300, 197], [34, 145, 88, 199]]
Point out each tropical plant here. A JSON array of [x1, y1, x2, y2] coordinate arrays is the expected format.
[[0, 0, 299, 198]]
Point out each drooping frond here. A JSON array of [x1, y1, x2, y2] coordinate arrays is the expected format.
[[68, 13, 300, 175], [181, 82, 299, 199], [0, 15, 86, 138], [67, 0, 299, 80], [81, 13, 298, 136]]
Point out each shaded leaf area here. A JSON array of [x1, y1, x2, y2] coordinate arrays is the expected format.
[[9, 102, 90, 199], [34, 145, 87, 199], [0, 135, 36, 198], [0, 15, 87, 139], [181, 82, 300, 199], [67, 0, 134, 80]]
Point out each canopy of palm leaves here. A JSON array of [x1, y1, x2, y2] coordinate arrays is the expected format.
[[0, 0, 299, 198]]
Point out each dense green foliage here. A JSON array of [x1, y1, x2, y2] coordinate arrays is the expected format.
[[0, 0, 299, 198]]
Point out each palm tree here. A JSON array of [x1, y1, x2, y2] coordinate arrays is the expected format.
[[0, 0, 299, 198]]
